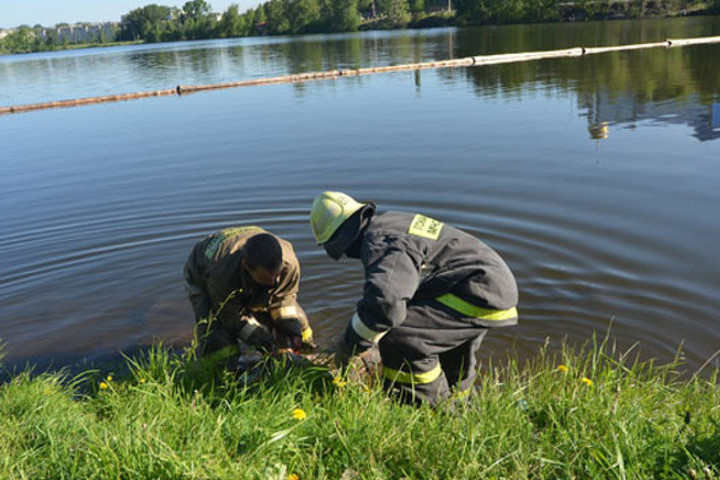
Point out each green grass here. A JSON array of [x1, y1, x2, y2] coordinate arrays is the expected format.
[[54, 40, 144, 51], [1, 337, 719, 480]]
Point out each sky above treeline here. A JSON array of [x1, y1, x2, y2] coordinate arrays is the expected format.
[[0, 0, 258, 29]]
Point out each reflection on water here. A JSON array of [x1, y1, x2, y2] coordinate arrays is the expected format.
[[581, 91, 720, 142]]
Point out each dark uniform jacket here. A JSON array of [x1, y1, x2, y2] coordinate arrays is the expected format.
[[183, 226, 303, 331], [344, 211, 518, 351]]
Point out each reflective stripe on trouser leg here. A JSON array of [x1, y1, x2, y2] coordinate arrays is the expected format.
[[195, 320, 241, 370], [380, 360, 449, 406], [382, 362, 443, 385]]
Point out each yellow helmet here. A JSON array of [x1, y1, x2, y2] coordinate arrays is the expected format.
[[310, 191, 366, 244]]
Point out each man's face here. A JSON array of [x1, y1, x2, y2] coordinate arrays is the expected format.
[[246, 264, 281, 287]]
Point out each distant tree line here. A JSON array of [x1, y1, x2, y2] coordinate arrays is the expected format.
[[113, 0, 720, 42], [113, 0, 452, 41], [455, 0, 720, 25], [1, 0, 719, 54]]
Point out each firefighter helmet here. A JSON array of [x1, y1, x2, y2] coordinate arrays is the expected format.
[[310, 191, 366, 244]]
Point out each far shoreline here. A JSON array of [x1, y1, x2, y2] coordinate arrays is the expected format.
[[2, 9, 717, 57]]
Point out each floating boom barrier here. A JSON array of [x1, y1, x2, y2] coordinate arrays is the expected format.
[[2, 35, 719, 116]]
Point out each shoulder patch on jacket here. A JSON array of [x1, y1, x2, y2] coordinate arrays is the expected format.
[[408, 214, 443, 240], [204, 226, 263, 259]]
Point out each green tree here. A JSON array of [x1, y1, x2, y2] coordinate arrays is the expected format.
[[242, 8, 257, 35], [256, 4, 268, 23], [119, 4, 172, 41], [330, 0, 362, 31], [44, 28, 59, 48], [358, 0, 378, 17], [182, 0, 213, 21], [285, 0, 322, 32], [219, 4, 244, 36], [379, 0, 411, 26], [411, 0, 426, 21], [265, 0, 291, 34]]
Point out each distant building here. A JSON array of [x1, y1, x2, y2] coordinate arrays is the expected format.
[[54, 23, 118, 43]]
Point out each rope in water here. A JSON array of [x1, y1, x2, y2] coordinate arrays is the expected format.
[[2, 35, 719, 116]]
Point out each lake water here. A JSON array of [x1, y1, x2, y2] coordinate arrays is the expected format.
[[1, 17, 719, 372]]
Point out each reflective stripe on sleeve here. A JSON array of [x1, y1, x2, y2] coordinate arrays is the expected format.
[[238, 316, 263, 341], [383, 363, 442, 385], [271, 305, 299, 320], [351, 312, 388, 343], [436, 293, 518, 322]]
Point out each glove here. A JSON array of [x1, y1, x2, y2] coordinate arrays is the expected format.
[[275, 317, 303, 337], [245, 326, 275, 352], [333, 339, 355, 369]]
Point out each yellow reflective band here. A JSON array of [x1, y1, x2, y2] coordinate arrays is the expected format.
[[436, 293, 518, 321], [271, 305, 299, 320], [351, 313, 388, 343], [383, 363, 442, 385], [238, 316, 262, 341], [301, 326, 313, 343], [408, 214, 443, 240], [202, 344, 240, 365]]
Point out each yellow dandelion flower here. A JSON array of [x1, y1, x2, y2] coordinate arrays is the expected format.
[[557, 365, 569, 373], [99, 382, 109, 390], [288, 474, 300, 480], [140, 378, 146, 384], [332, 377, 347, 388], [581, 377, 593, 386], [106, 375, 113, 382], [292, 408, 307, 420]]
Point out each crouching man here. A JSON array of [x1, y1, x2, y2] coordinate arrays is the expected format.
[[184, 226, 314, 370], [310, 191, 518, 405]]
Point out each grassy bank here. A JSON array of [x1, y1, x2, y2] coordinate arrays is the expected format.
[[51, 40, 144, 52], [1, 338, 719, 479]]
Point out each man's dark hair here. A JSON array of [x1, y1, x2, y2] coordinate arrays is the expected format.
[[244, 233, 283, 272]]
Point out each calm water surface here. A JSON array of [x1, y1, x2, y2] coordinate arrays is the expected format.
[[1, 17, 719, 371]]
